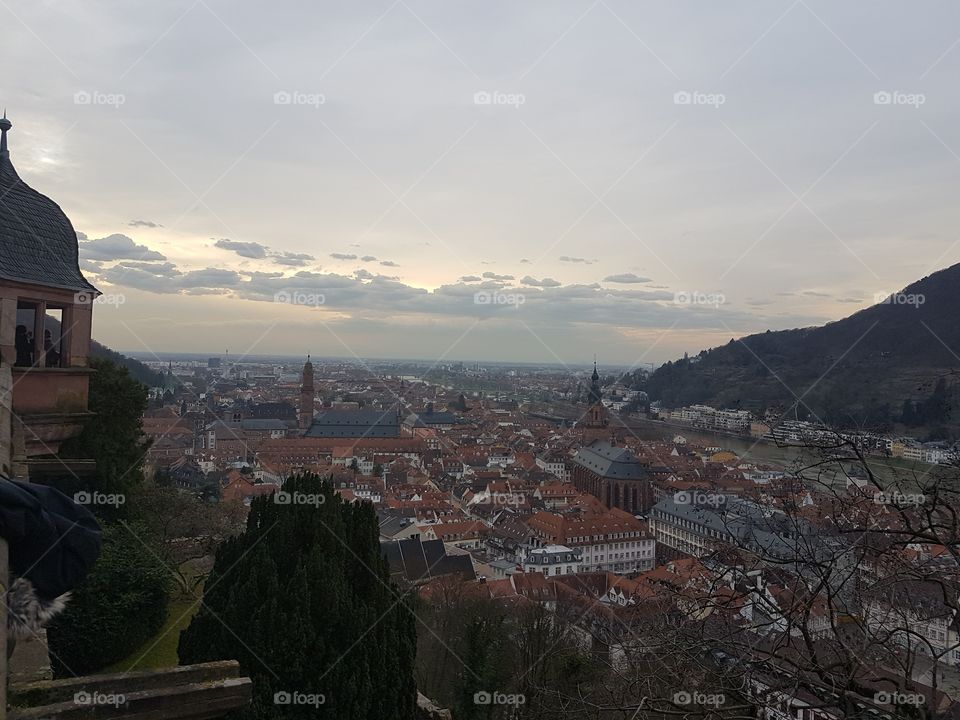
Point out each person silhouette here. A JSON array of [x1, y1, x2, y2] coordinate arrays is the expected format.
[[15, 325, 32, 367], [44, 329, 60, 367]]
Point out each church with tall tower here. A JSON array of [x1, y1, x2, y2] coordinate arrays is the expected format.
[[580, 361, 615, 443], [298, 356, 315, 430]]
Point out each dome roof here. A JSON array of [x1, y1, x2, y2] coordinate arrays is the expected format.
[[0, 115, 97, 293]]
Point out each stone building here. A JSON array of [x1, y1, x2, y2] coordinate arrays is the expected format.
[[570, 439, 653, 514]]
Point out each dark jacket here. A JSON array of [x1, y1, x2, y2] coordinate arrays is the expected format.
[[0, 479, 101, 599]]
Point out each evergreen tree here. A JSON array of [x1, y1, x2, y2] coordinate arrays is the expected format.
[[179, 474, 417, 719], [59, 357, 150, 504]]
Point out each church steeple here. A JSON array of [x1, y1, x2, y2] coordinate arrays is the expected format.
[[588, 360, 602, 405], [299, 355, 315, 431]]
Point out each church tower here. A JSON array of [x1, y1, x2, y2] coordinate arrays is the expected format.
[[584, 361, 609, 429], [582, 360, 615, 442], [299, 355, 315, 431]]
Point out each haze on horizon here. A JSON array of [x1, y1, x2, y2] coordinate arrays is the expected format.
[[6, 1, 960, 366]]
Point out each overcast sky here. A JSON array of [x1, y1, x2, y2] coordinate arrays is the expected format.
[[5, 1, 960, 365]]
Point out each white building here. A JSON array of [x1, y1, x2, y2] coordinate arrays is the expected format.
[[522, 545, 581, 576]]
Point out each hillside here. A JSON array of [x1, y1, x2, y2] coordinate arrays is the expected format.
[[91, 340, 163, 387], [645, 263, 960, 435]]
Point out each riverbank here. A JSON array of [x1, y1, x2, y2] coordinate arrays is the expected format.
[[619, 415, 940, 488]]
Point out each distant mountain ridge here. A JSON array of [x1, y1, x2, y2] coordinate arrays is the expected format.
[[645, 263, 960, 433]]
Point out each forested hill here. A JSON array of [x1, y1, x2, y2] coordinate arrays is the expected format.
[[91, 340, 163, 387], [645, 263, 960, 434]]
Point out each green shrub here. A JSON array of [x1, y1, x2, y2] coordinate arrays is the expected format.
[[47, 523, 170, 677]]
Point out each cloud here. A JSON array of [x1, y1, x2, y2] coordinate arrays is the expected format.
[[117, 261, 181, 275], [80, 259, 103, 274], [519, 258, 531, 264], [460, 275, 482, 282], [215, 239, 269, 259], [603, 273, 651, 284], [483, 271, 514, 281], [801, 290, 831, 298], [272, 251, 314, 267], [361, 255, 377, 262], [331, 253, 358, 260], [559, 255, 594, 264], [79, 233, 167, 261], [128, 220, 162, 228], [521, 276, 561, 288], [380, 260, 400, 267]]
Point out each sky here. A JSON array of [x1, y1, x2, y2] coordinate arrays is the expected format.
[[4, 0, 960, 366]]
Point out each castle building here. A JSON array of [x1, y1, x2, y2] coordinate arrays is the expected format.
[[0, 113, 98, 478]]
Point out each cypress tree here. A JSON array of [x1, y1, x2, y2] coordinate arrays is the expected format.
[[179, 474, 417, 719]]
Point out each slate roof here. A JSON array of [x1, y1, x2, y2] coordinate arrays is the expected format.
[[0, 119, 98, 293], [381, 536, 476, 584], [572, 440, 648, 480], [404, 410, 459, 427], [305, 408, 400, 438]]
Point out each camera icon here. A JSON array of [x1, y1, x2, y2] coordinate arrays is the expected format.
[[873, 91, 892, 105], [73, 691, 92, 705], [673, 491, 691, 505], [274, 491, 292, 505], [274, 91, 292, 105], [273, 691, 292, 705], [74, 91, 92, 105], [673, 291, 691, 305], [273, 290, 292, 304], [74, 291, 95, 305], [473, 691, 492, 705], [874, 692, 891, 705], [673, 91, 692, 105], [74, 491, 92, 505], [673, 691, 692, 705], [474, 291, 492, 305], [473, 91, 492, 105]]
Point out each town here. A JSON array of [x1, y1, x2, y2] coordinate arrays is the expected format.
[[129, 352, 960, 717]]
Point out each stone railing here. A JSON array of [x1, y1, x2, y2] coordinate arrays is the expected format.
[[8, 660, 251, 719]]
